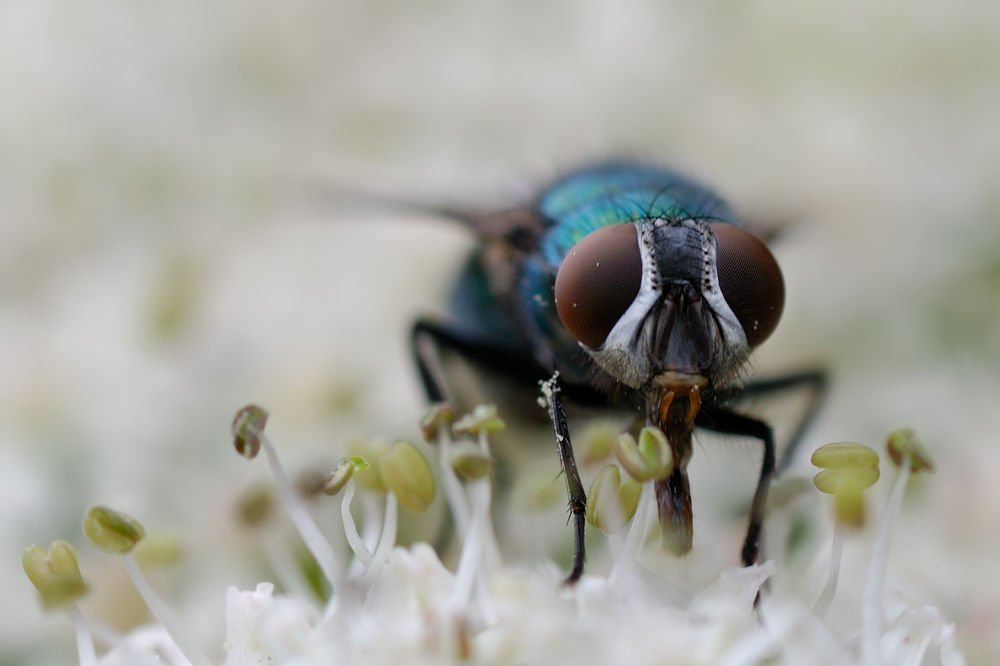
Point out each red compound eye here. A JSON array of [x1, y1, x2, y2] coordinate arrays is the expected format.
[[711, 223, 784, 347], [554, 223, 643, 348]]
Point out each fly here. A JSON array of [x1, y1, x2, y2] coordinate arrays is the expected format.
[[409, 161, 827, 583]]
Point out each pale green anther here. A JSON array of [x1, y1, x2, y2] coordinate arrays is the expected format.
[[886, 428, 935, 473], [380, 441, 436, 512], [133, 532, 184, 568], [614, 427, 673, 482], [232, 404, 268, 460], [83, 506, 146, 553], [586, 465, 641, 535], [419, 402, 458, 442], [322, 456, 369, 496], [811, 441, 879, 470], [453, 404, 506, 436], [812, 443, 880, 519], [449, 442, 494, 481], [22, 540, 89, 609], [813, 467, 880, 495], [580, 420, 620, 466]]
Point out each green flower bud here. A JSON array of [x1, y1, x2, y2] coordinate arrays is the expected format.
[[232, 404, 268, 460], [380, 441, 436, 512], [812, 442, 880, 528], [419, 402, 458, 442], [83, 506, 146, 553], [449, 442, 494, 481], [22, 541, 89, 609], [886, 428, 935, 473], [453, 404, 506, 437], [614, 427, 673, 482], [586, 465, 641, 534], [813, 468, 881, 495], [322, 456, 369, 496]]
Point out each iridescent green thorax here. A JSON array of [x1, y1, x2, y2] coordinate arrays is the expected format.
[[537, 163, 737, 268]]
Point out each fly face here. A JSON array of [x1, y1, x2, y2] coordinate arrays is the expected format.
[[554, 217, 784, 390], [411, 162, 825, 583]]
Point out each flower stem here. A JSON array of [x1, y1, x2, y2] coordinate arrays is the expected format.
[[68, 604, 97, 666], [261, 532, 321, 605], [438, 423, 471, 538], [362, 492, 398, 587], [813, 520, 844, 618], [260, 433, 344, 591], [122, 553, 213, 666], [861, 455, 911, 664], [609, 481, 653, 587], [340, 480, 373, 567]]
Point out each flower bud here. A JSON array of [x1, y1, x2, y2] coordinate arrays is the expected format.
[[449, 442, 494, 481], [83, 505, 146, 553], [322, 456, 369, 496], [614, 427, 673, 482], [22, 541, 89, 609], [813, 468, 881, 495], [232, 405, 268, 460], [453, 404, 506, 437], [811, 441, 879, 470], [586, 465, 641, 534], [419, 402, 458, 442], [886, 428, 935, 473], [812, 442, 880, 528], [380, 441, 436, 512]]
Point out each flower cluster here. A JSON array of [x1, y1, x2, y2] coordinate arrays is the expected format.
[[24, 406, 964, 666]]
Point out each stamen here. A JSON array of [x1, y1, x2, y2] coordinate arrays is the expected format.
[[231, 405, 345, 592], [810, 442, 880, 618], [83, 506, 213, 666], [861, 429, 936, 665]]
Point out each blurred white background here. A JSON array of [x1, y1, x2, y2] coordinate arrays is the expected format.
[[3, 1, 1000, 663]]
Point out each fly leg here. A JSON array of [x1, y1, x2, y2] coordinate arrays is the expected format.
[[540, 375, 587, 584], [412, 320, 592, 584], [714, 370, 828, 474], [411, 319, 545, 403], [694, 406, 775, 566]]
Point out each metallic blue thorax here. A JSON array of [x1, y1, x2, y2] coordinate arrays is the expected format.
[[449, 163, 739, 387]]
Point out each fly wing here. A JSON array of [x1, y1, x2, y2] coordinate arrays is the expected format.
[[438, 206, 546, 251], [295, 182, 546, 249]]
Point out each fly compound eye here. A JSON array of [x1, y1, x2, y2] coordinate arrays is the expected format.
[[554, 223, 643, 348], [710, 223, 785, 348]]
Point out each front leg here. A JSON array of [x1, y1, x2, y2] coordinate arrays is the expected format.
[[540, 375, 587, 584], [695, 405, 776, 566]]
